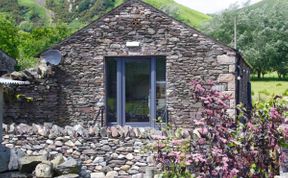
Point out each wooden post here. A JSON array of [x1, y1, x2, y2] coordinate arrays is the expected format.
[[0, 85, 3, 144]]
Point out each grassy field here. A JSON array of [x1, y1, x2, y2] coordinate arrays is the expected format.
[[251, 81, 288, 101]]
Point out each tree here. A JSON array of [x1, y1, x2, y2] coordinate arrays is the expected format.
[[0, 13, 19, 58], [17, 23, 72, 69], [201, 0, 288, 78]]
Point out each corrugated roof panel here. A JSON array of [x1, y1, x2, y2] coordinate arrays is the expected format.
[[0, 78, 30, 85]]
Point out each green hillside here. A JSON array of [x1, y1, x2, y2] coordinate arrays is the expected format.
[[144, 0, 211, 28], [0, 0, 210, 31], [0, 0, 211, 69]]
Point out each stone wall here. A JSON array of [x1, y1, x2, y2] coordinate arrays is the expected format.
[[1, 123, 168, 177], [4, 0, 244, 127]]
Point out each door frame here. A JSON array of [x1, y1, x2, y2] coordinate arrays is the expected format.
[[105, 56, 157, 127]]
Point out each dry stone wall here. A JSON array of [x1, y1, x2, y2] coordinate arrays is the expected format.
[[1, 123, 170, 177], [3, 0, 248, 128]]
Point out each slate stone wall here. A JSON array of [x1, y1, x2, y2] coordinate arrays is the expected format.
[[4, 0, 249, 127]]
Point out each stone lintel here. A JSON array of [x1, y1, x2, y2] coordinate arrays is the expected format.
[[217, 55, 236, 65]]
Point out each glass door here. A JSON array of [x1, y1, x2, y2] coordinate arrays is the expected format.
[[106, 57, 166, 127]]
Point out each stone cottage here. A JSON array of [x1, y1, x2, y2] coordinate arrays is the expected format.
[[4, 0, 251, 127], [0, 50, 16, 76]]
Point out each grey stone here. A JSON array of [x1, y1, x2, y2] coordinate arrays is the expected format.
[[74, 124, 88, 137], [132, 173, 143, 178], [99, 128, 107, 137], [135, 162, 147, 167], [105, 171, 118, 178], [19, 155, 47, 173], [3, 124, 8, 133], [8, 123, 15, 133], [46, 140, 54, 145], [16, 124, 32, 135], [74, 140, 82, 146], [65, 140, 75, 147], [65, 126, 75, 137], [10, 71, 25, 80], [35, 162, 53, 178], [126, 153, 134, 160], [37, 125, 49, 136], [93, 157, 104, 164], [101, 145, 111, 152], [110, 126, 119, 137], [110, 44, 121, 49], [55, 158, 81, 175], [55, 141, 63, 147], [54, 174, 79, 178], [8, 148, 24, 171], [90, 172, 105, 178], [0, 146, 10, 173], [148, 28, 156, 35], [82, 149, 97, 155], [51, 154, 64, 167], [49, 125, 64, 138], [108, 160, 125, 165], [120, 165, 130, 171]]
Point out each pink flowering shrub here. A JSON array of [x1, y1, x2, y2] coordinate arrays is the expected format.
[[152, 80, 288, 178]]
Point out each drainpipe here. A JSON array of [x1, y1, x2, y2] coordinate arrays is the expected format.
[[236, 53, 241, 106], [235, 53, 241, 118]]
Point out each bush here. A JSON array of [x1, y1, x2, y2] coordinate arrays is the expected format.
[[152, 80, 288, 177]]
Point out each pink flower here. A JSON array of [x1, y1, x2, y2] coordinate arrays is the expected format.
[[228, 168, 239, 178], [185, 160, 193, 165], [247, 122, 255, 130], [195, 84, 205, 93], [279, 124, 288, 138], [171, 139, 183, 145], [155, 143, 165, 149], [199, 127, 208, 136], [205, 109, 214, 116], [269, 107, 281, 120], [220, 137, 227, 144], [198, 138, 206, 145], [194, 119, 205, 126], [212, 147, 223, 157], [152, 135, 166, 140], [192, 153, 206, 163]]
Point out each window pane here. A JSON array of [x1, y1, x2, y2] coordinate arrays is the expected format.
[[125, 60, 150, 123], [156, 59, 166, 122], [106, 59, 117, 123]]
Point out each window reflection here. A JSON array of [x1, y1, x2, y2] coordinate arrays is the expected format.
[[156, 59, 166, 122], [106, 59, 117, 123]]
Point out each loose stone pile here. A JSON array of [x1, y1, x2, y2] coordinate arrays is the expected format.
[[1, 123, 166, 178], [2, 59, 53, 81]]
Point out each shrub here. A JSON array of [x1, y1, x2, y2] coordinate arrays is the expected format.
[[152, 80, 288, 178]]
